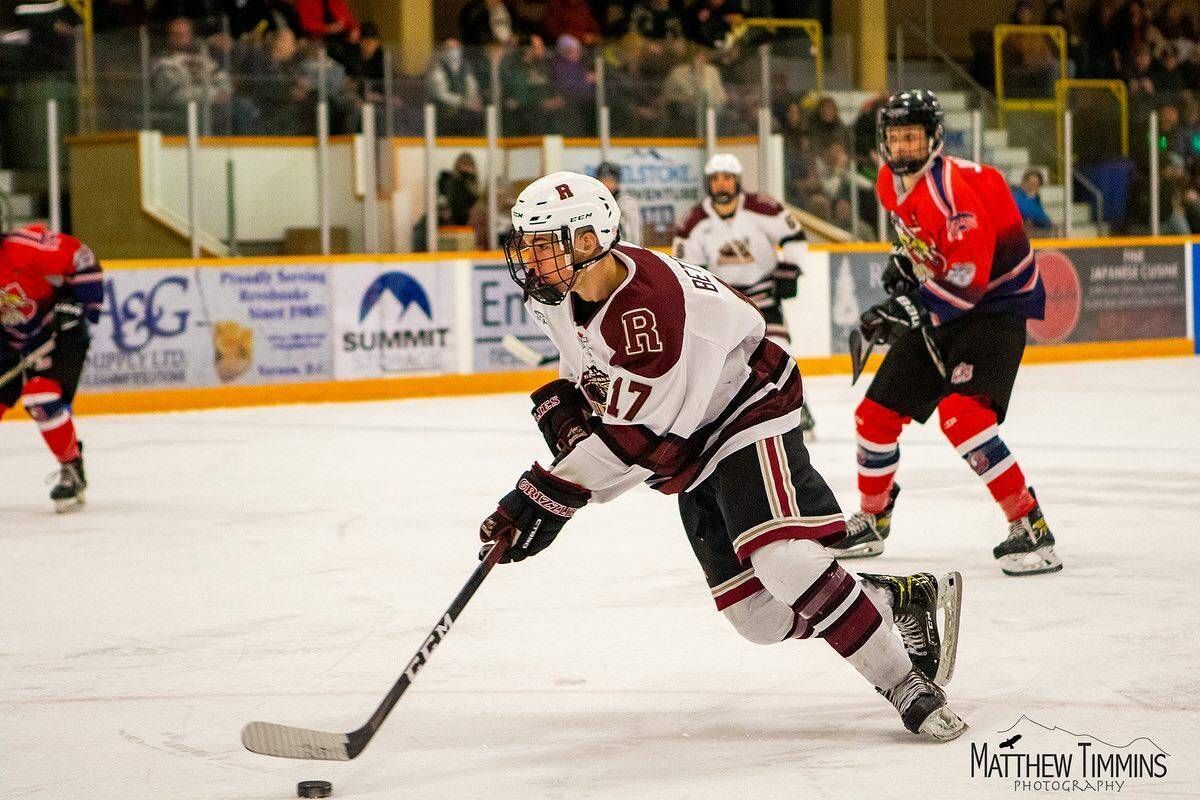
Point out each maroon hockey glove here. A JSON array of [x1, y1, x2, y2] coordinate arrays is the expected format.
[[480, 464, 590, 563], [530, 378, 594, 458], [773, 262, 802, 299], [883, 246, 920, 296], [860, 291, 930, 346]]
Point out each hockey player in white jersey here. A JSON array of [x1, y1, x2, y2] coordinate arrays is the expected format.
[[673, 153, 815, 436], [477, 170, 967, 742]]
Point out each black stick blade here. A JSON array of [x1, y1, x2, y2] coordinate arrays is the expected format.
[[241, 722, 352, 761], [849, 329, 868, 385]]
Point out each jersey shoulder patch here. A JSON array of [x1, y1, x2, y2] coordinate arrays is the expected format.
[[741, 193, 784, 216], [676, 204, 708, 238], [604, 247, 685, 379]]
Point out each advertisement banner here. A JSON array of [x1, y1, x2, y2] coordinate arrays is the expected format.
[[332, 261, 457, 379], [828, 250, 889, 354], [1030, 245, 1188, 344], [471, 263, 554, 372], [81, 267, 213, 390], [196, 265, 333, 384], [561, 147, 704, 248]]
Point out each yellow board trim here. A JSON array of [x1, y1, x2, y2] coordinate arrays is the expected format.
[[814, 235, 1200, 254], [6, 339, 1190, 420]]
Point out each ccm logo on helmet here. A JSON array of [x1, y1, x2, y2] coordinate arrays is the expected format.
[[556, 184, 574, 199]]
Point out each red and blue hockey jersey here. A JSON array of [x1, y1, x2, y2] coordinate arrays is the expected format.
[[877, 155, 1045, 325], [0, 225, 103, 355]]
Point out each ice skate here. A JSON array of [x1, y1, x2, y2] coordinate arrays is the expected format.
[[879, 668, 967, 742], [860, 571, 961, 685], [49, 443, 86, 513], [828, 484, 899, 558], [800, 402, 816, 442], [993, 490, 1061, 576]]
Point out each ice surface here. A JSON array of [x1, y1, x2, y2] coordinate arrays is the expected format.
[[3, 357, 1199, 799]]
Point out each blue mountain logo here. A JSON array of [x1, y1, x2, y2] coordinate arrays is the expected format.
[[359, 271, 432, 323]]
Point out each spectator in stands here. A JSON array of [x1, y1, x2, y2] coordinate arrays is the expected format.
[[460, 0, 516, 46], [151, 16, 246, 131], [345, 21, 384, 100], [1043, 1, 1081, 76], [804, 191, 832, 222], [658, 44, 726, 119], [500, 34, 562, 134], [550, 34, 596, 134], [816, 139, 851, 199], [681, 0, 743, 49], [439, 153, 481, 225], [294, 0, 359, 65], [243, 27, 308, 132], [1125, 41, 1156, 95], [1111, 0, 1160, 75], [1156, 0, 1198, 60], [806, 95, 847, 151], [425, 38, 483, 134], [628, 0, 684, 41], [1152, 42, 1187, 93], [1011, 168, 1054, 231], [1083, 0, 1125, 77], [852, 94, 886, 166], [543, 0, 601, 46], [1004, 0, 1057, 97]]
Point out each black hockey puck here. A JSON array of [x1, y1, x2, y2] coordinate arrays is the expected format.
[[297, 780, 332, 798]]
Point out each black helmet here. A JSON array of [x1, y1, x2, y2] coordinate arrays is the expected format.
[[876, 90, 944, 176]]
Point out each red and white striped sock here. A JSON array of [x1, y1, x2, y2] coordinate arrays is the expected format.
[[855, 397, 910, 514], [938, 394, 1036, 522]]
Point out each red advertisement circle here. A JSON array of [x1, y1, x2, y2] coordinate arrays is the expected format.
[[1027, 249, 1082, 344]]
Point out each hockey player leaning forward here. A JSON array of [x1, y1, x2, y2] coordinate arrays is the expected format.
[[0, 224, 100, 512], [477, 170, 967, 741], [826, 90, 1062, 577], [673, 153, 815, 436]]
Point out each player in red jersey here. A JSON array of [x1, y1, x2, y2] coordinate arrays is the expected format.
[[0, 225, 103, 512], [826, 90, 1061, 576], [474, 171, 969, 742]]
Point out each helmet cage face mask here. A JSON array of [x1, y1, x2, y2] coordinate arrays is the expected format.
[[503, 224, 610, 305], [876, 92, 945, 176]]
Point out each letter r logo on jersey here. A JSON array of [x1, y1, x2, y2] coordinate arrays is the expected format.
[[620, 308, 663, 356], [555, 184, 574, 200]]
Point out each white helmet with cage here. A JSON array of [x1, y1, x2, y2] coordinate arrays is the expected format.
[[504, 171, 621, 305]]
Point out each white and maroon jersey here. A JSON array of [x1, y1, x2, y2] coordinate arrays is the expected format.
[[672, 192, 807, 289], [529, 243, 805, 503]]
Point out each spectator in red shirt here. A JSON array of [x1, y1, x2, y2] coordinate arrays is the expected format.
[[543, 0, 600, 46], [294, 0, 359, 64]]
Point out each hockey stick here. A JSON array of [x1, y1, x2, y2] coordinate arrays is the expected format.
[[0, 337, 56, 390], [848, 329, 876, 386], [920, 327, 947, 379], [501, 333, 559, 367], [241, 538, 510, 761]]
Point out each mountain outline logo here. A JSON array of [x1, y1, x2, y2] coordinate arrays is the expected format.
[[358, 271, 432, 323]]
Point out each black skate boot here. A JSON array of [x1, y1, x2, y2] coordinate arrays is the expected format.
[[828, 484, 899, 559], [800, 402, 816, 442], [879, 668, 966, 742], [859, 571, 962, 685], [993, 489, 1061, 576], [49, 442, 86, 513]]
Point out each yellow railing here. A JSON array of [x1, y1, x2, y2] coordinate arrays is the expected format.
[[1055, 78, 1128, 156], [993, 24, 1067, 125], [731, 18, 824, 95], [64, 0, 95, 131]]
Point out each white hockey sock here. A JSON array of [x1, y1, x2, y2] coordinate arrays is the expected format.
[[860, 579, 895, 630], [843, 624, 912, 691]]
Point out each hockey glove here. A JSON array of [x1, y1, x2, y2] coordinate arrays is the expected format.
[[480, 464, 590, 563], [882, 247, 920, 296], [530, 378, 594, 458], [860, 292, 930, 346], [772, 262, 802, 299]]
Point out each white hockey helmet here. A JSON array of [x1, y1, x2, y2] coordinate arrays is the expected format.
[[704, 153, 743, 176], [703, 153, 743, 204], [504, 171, 621, 305]]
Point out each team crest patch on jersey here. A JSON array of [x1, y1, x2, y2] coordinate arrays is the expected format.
[[580, 365, 610, 413], [716, 237, 755, 266], [946, 211, 977, 241], [945, 262, 976, 288], [951, 361, 974, 384], [0, 282, 38, 325]]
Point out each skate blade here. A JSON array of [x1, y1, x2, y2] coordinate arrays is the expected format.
[[829, 540, 885, 559], [999, 545, 1062, 576], [918, 705, 968, 742], [933, 571, 962, 686], [54, 491, 86, 514]]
